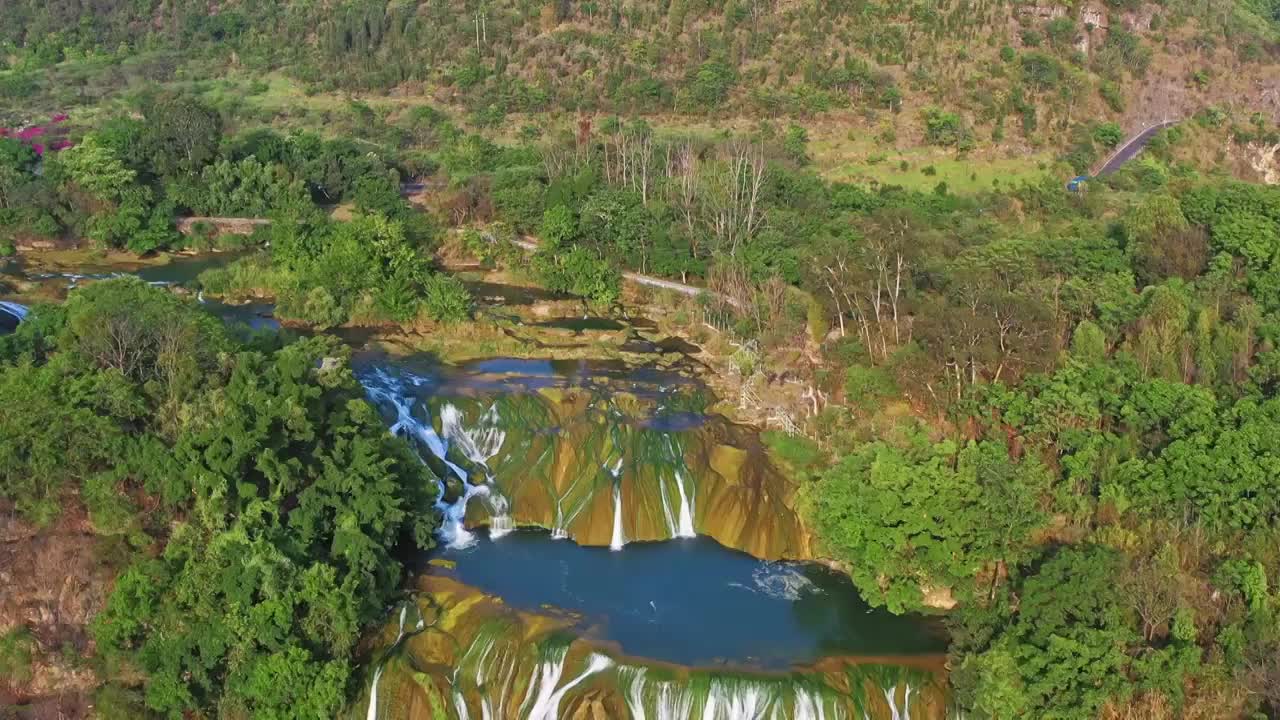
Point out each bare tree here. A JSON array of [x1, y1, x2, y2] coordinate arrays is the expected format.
[[604, 121, 657, 205], [703, 140, 766, 259], [1122, 549, 1181, 642], [667, 140, 701, 256]]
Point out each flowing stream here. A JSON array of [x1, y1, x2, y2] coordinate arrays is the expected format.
[[1, 251, 278, 330]]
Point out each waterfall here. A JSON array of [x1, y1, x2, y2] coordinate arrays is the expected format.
[[361, 368, 485, 548], [442, 403, 506, 464], [793, 688, 823, 720], [366, 603, 420, 720], [622, 667, 696, 720], [443, 632, 937, 720], [702, 678, 779, 719], [883, 683, 913, 720], [654, 437, 695, 540], [673, 469, 695, 538], [452, 690, 471, 720], [609, 459, 626, 551], [793, 685, 846, 720], [441, 402, 513, 538], [451, 622, 522, 720], [0, 301, 28, 322], [517, 647, 612, 720], [550, 447, 588, 540]]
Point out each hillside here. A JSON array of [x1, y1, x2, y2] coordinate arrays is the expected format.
[[2, 0, 1279, 180]]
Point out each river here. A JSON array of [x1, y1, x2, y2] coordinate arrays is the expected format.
[[0, 252, 278, 331]]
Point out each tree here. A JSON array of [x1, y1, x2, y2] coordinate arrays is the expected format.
[[1212, 211, 1280, 270], [61, 278, 229, 408], [784, 124, 810, 166], [92, 338, 439, 718], [0, 137, 37, 173], [1006, 546, 1137, 718], [170, 156, 307, 216], [922, 107, 972, 148], [810, 437, 1050, 613], [1093, 122, 1123, 149], [0, 360, 134, 524], [1123, 193, 1207, 281], [59, 135, 136, 200], [143, 96, 222, 177], [539, 204, 578, 247], [702, 140, 765, 259]]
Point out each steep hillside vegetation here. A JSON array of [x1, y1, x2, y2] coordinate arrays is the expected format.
[[3, 0, 1278, 162]]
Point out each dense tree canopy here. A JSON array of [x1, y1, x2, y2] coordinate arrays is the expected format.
[[1, 281, 440, 718]]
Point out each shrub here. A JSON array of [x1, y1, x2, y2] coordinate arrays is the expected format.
[[1093, 122, 1124, 149], [298, 286, 344, 329], [0, 73, 38, 99], [1099, 81, 1125, 113], [807, 298, 829, 343], [922, 107, 973, 149], [1020, 52, 1062, 90], [532, 246, 620, 305], [0, 628, 35, 684], [419, 273, 472, 323], [844, 365, 898, 411], [539, 205, 578, 246]]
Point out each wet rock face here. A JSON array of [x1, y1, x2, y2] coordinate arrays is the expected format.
[[430, 389, 809, 560], [358, 357, 811, 559], [356, 360, 950, 720]]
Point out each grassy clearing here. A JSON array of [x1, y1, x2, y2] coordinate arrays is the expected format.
[[808, 126, 1054, 192], [825, 151, 1052, 193]]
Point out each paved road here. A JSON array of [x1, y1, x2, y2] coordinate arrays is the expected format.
[[1093, 120, 1179, 177]]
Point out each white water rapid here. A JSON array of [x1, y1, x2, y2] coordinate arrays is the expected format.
[[517, 649, 613, 720], [673, 469, 695, 538], [609, 459, 626, 551], [360, 367, 513, 548], [366, 603, 425, 720], [441, 402, 513, 537]]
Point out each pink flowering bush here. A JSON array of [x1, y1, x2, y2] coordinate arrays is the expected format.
[[0, 113, 72, 156]]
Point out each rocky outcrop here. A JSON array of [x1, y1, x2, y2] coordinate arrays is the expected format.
[[429, 389, 811, 560], [1248, 142, 1280, 185], [174, 216, 272, 236]]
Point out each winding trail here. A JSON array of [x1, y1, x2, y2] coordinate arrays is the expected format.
[[1092, 120, 1179, 177]]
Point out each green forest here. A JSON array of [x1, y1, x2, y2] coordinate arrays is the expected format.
[[1, 280, 440, 717], [3, 0, 1280, 719]]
